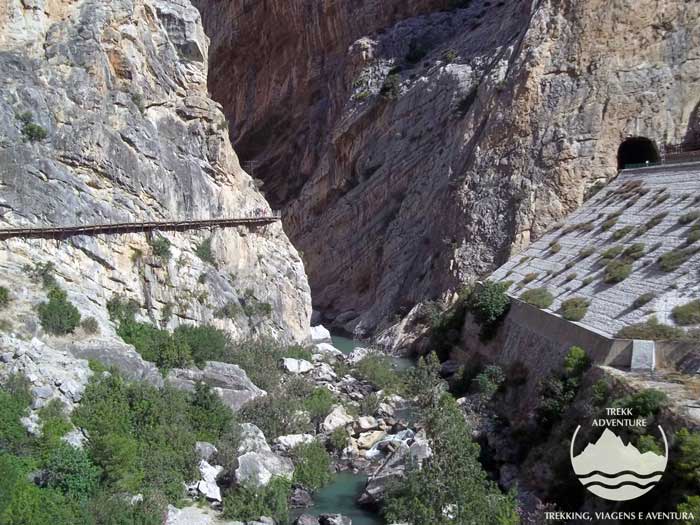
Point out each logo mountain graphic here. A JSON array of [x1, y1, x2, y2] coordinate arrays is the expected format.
[[570, 427, 668, 501]]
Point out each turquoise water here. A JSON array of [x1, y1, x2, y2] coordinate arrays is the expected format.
[[330, 334, 362, 354], [291, 472, 383, 525]]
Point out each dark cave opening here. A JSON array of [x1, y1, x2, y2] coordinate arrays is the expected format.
[[617, 137, 660, 169]]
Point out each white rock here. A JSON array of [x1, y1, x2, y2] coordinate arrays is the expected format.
[[345, 347, 373, 364], [311, 363, 337, 382], [314, 342, 344, 358], [196, 460, 224, 502], [280, 358, 314, 374], [310, 325, 332, 343], [357, 430, 386, 449], [356, 416, 378, 432], [273, 434, 315, 451], [321, 405, 354, 433]]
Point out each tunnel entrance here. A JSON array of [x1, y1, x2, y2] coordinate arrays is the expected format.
[[617, 137, 660, 169]]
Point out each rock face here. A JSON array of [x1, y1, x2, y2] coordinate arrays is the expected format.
[[195, 0, 700, 334], [234, 423, 294, 488], [168, 361, 265, 411], [0, 0, 311, 353]]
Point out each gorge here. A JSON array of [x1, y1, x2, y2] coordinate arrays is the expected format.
[[0, 0, 699, 524]]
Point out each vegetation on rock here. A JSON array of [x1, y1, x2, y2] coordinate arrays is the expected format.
[[560, 297, 589, 321], [38, 288, 81, 336], [520, 287, 553, 309]]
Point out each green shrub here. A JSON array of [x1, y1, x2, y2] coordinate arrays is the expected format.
[[0, 375, 32, 453], [600, 214, 620, 231], [149, 236, 171, 260], [522, 272, 539, 284], [381, 74, 401, 99], [467, 281, 511, 340], [222, 478, 290, 523], [117, 321, 191, 370], [601, 245, 624, 259], [520, 288, 553, 309], [80, 317, 100, 335], [560, 297, 589, 321], [581, 276, 594, 286], [549, 241, 561, 253], [578, 246, 595, 258], [24, 261, 57, 289], [44, 444, 101, 503], [383, 394, 518, 525], [687, 224, 700, 244], [328, 427, 349, 452], [214, 300, 243, 320], [303, 388, 335, 423], [614, 389, 667, 418], [632, 293, 655, 309], [563, 346, 591, 377], [0, 287, 10, 309], [17, 112, 48, 142], [291, 442, 333, 491], [639, 212, 668, 234], [173, 324, 229, 367], [38, 288, 81, 335], [636, 434, 662, 455], [106, 296, 140, 324], [611, 225, 633, 240], [472, 365, 504, 401], [678, 210, 700, 225], [238, 379, 311, 438], [617, 316, 689, 340], [658, 246, 700, 272], [564, 272, 577, 282], [194, 237, 217, 266], [623, 243, 646, 260], [672, 300, 700, 326], [354, 354, 401, 392], [591, 379, 610, 406], [677, 496, 700, 525], [674, 428, 700, 485], [604, 259, 632, 283], [188, 382, 234, 442]]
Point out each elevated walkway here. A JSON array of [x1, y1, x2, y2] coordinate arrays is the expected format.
[[0, 212, 282, 241]]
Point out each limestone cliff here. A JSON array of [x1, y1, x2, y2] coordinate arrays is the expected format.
[[0, 0, 311, 348], [195, 0, 700, 336]]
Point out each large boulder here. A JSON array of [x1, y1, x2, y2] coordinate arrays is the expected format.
[[345, 347, 373, 365], [357, 431, 386, 450], [234, 424, 294, 487], [321, 405, 354, 433], [281, 358, 314, 374], [311, 363, 337, 383], [168, 361, 265, 411], [313, 343, 344, 361], [196, 460, 223, 502], [273, 434, 315, 452], [67, 338, 162, 387], [310, 325, 332, 343], [359, 443, 410, 506], [166, 504, 243, 525]]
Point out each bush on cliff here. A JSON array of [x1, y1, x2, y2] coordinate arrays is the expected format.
[[672, 299, 700, 326], [38, 287, 81, 335], [560, 297, 589, 321], [291, 442, 333, 492], [468, 280, 511, 341], [520, 287, 553, 309]]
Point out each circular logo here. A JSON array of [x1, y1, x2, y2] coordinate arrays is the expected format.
[[570, 426, 668, 501]]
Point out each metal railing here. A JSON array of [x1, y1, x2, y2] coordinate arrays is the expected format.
[[0, 212, 282, 241]]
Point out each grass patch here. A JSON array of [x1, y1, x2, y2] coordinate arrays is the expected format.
[[520, 288, 553, 309], [672, 300, 700, 326], [149, 235, 171, 261], [0, 287, 10, 309], [560, 297, 589, 321], [658, 246, 700, 272], [611, 225, 634, 240], [604, 259, 632, 283], [38, 288, 81, 335], [623, 243, 645, 260], [578, 246, 595, 258], [601, 245, 624, 260], [522, 272, 539, 284], [549, 241, 561, 254], [616, 316, 698, 341], [632, 293, 655, 309], [194, 237, 217, 266], [678, 210, 700, 225]]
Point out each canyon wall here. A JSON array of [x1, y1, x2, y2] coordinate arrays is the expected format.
[[0, 0, 311, 345], [196, 0, 700, 336]]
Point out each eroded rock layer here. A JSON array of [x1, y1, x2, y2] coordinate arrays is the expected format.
[[196, 0, 700, 335], [0, 0, 311, 344]]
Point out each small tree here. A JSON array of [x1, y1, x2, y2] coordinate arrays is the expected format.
[[38, 288, 81, 335]]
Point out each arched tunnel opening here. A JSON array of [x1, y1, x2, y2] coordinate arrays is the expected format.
[[617, 137, 660, 169]]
